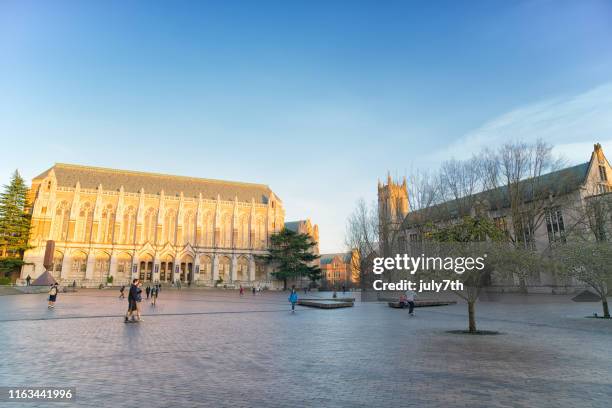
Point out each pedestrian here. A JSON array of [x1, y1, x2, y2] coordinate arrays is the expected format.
[[342, 285, 346, 294], [157, 283, 161, 293], [135, 282, 143, 321], [145, 285, 151, 299], [151, 285, 158, 306], [119, 285, 125, 299], [405, 289, 416, 316], [332, 290, 337, 299], [125, 278, 142, 323], [288, 288, 298, 313], [252, 286, 256, 296], [303, 287, 307, 294], [72, 280, 76, 289], [47, 283, 59, 308], [26, 275, 31, 286], [239, 285, 244, 296]]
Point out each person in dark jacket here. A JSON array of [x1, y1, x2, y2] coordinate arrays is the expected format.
[[145, 285, 151, 299], [125, 279, 142, 322]]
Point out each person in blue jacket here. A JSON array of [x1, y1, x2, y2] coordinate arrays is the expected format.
[[288, 287, 298, 313]]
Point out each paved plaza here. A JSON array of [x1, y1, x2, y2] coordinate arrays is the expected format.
[[1, 289, 611, 408]]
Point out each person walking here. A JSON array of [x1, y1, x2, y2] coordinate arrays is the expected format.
[[405, 289, 416, 316], [151, 285, 158, 306], [135, 282, 143, 321], [239, 285, 244, 296], [26, 275, 31, 286], [342, 285, 346, 295], [252, 286, 256, 296], [119, 285, 125, 299], [125, 279, 142, 323], [145, 285, 151, 299], [47, 283, 59, 308], [288, 288, 298, 313]]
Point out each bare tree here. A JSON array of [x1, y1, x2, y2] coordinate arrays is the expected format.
[[345, 199, 379, 285]]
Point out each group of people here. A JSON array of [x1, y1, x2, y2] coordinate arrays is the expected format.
[[238, 285, 261, 296]]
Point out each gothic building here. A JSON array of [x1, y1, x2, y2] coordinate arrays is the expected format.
[[379, 144, 612, 293], [21, 164, 287, 287]]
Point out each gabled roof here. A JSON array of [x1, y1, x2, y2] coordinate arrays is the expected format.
[[283, 221, 302, 232], [34, 163, 276, 203], [403, 161, 589, 227], [319, 252, 352, 265]]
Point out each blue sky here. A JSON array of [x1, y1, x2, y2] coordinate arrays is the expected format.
[[1, 0, 612, 252]]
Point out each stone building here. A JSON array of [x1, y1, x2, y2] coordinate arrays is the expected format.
[[381, 143, 612, 293], [21, 164, 288, 288], [320, 251, 359, 289]]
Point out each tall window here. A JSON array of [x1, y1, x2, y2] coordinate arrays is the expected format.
[[201, 212, 213, 246], [164, 209, 176, 244], [78, 203, 93, 242], [255, 217, 266, 248], [184, 210, 195, 244], [53, 201, 70, 241], [238, 214, 249, 248], [122, 206, 135, 244], [545, 208, 566, 243], [100, 204, 115, 243], [144, 208, 157, 243], [599, 165, 608, 182], [221, 213, 232, 247]]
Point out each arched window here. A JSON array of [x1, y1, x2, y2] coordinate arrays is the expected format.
[[202, 212, 213, 246], [122, 206, 135, 244], [255, 216, 266, 248], [238, 213, 249, 248], [99, 204, 115, 243], [53, 201, 70, 241], [77, 203, 93, 242], [221, 213, 232, 248], [70, 251, 87, 279], [51, 251, 63, 278], [183, 210, 195, 244], [164, 208, 176, 244], [144, 208, 157, 243]]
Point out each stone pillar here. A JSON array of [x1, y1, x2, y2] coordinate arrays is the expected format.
[[61, 253, 71, 280], [153, 256, 160, 283], [194, 255, 200, 283], [212, 254, 219, 282], [85, 252, 95, 280], [248, 256, 255, 282], [109, 253, 117, 280], [230, 254, 237, 283], [131, 255, 139, 280]]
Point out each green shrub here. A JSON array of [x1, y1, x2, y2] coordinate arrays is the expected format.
[[0, 277, 11, 285]]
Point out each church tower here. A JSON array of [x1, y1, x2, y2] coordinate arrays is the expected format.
[[377, 174, 409, 254]]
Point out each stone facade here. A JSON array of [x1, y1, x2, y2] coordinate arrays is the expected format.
[[21, 164, 288, 288]]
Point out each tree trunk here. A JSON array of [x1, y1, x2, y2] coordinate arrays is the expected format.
[[468, 301, 476, 333], [602, 299, 610, 318], [283, 278, 287, 290]]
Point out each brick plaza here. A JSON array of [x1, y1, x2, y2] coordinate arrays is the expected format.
[[1, 290, 611, 407]]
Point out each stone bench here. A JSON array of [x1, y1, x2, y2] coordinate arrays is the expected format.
[[388, 300, 456, 308]]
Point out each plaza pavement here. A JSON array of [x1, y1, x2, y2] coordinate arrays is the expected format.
[[0, 289, 611, 408]]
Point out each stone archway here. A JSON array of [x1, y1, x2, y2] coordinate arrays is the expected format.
[[218, 256, 231, 283], [69, 251, 87, 281], [180, 255, 194, 283], [159, 254, 174, 283], [139, 254, 154, 282], [199, 255, 212, 282], [237, 256, 249, 281]]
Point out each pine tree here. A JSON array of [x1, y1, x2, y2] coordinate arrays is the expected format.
[[0, 170, 32, 275], [259, 228, 321, 289]]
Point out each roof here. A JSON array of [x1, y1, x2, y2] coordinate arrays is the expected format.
[[404, 162, 589, 226], [319, 252, 352, 265], [284, 220, 305, 232], [34, 163, 276, 203]]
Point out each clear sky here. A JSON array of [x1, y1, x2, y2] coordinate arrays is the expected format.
[[1, 0, 612, 253]]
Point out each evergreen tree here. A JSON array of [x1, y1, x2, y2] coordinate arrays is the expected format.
[[0, 170, 32, 275], [259, 228, 321, 289]]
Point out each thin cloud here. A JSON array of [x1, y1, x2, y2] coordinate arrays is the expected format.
[[433, 82, 612, 164]]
